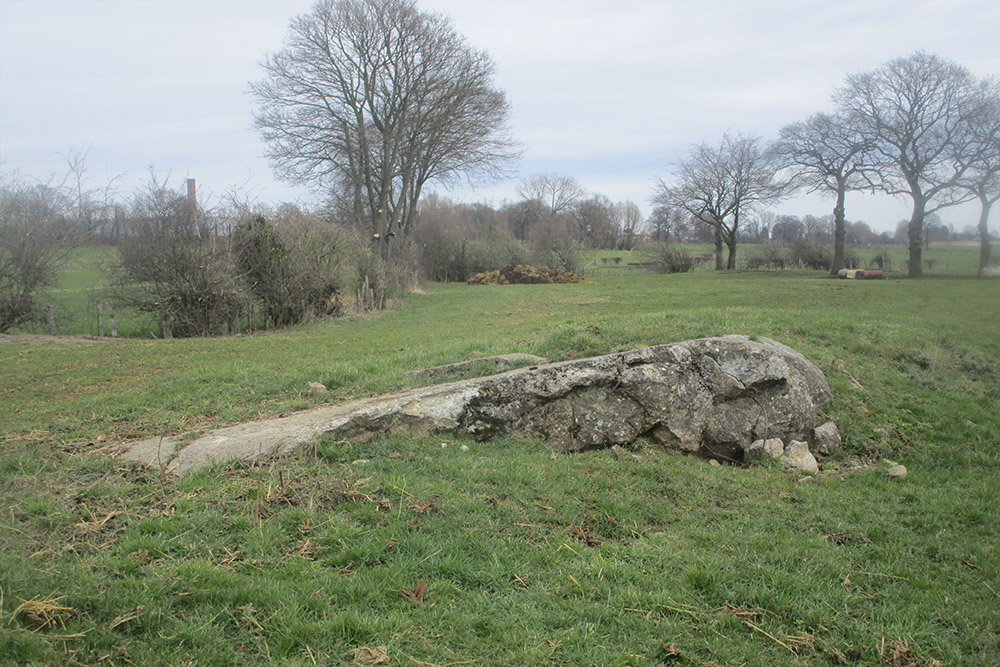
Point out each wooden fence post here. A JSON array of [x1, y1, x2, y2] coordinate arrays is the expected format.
[[108, 303, 118, 338]]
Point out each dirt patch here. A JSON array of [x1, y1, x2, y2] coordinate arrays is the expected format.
[[0, 333, 121, 345]]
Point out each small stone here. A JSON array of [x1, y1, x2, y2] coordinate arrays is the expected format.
[[460, 444, 469, 451], [351, 459, 369, 465], [307, 381, 327, 396], [709, 459, 721, 467], [887, 464, 908, 480], [782, 440, 819, 473], [812, 421, 841, 455], [745, 437, 784, 462]]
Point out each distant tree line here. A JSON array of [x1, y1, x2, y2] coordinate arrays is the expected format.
[[412, 175, 644, 282], [655, 51, 1000, 278], [5, 0, 1000, 336]]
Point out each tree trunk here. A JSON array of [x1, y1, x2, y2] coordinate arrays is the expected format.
[[714, 224, 724, 271], [978, 194, 993, 278], [725, 227, 738, 270], [831, 185, 847, 275], [907, 196, 925, 278]]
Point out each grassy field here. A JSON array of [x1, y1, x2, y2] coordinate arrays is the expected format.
[[1, 269, 998, 665], [11, 241, 988, 338], [582, 242, 986, 278]]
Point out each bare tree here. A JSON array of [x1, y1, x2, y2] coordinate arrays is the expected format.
[[514, 174, 587, 258], [572, 194, 617, 248], [772, 112, 873, 274], [771, 215, 805, 245], [647, 204, 682, 243], [504, 198, 546, 241], [653, 131, 784, 270], [517, 174, 585, 220], [836, 52, 981, 277], [615, 201, 644, 250], [251, 0, 519, 259], [958, 79, 1000, 276], [743, 210, 775, 244]]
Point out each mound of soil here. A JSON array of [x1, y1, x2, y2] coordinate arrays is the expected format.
[[467, 264, 585, 285]]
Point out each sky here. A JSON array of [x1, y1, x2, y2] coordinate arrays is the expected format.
[[2, 0, 999, 233]]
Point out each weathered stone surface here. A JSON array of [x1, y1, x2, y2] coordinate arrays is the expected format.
[[404, 354, 547, 380], [782, 439, 819, 473], [119, 335, 833, 474], [459, 336, 831, 458], [812, 421, 841, 455], [746, 438, 785, 462]]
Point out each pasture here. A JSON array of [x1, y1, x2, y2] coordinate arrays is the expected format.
[[1, 263, 998, 665]]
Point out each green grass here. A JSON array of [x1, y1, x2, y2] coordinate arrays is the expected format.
[[1, 271, 999, 665], [15, 246, 158, 338]]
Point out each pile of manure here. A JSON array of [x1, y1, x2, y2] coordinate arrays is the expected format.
[[467, 264, 585, 285]]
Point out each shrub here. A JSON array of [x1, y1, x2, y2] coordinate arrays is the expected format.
[[789, 240, 832, 271], [743, 246, 788, 270], [234, 208, 346, 327], [529, 221, 584, 274], [112, 181, 248, 337], [414, 226, 526, 282], [464, 234, 527, 276], [0, 177, 71, 332], [652, 245, 698, 273]]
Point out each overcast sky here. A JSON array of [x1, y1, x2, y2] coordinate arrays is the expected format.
[[2, 0, 999, 232]]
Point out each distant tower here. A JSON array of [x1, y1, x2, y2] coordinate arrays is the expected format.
[[186, 178, 200, 237]]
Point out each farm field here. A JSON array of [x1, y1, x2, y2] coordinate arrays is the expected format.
[[1, 268, 999, 665]]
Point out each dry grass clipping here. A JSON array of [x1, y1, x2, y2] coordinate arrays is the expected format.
[[880, 638, 943, 667], [14, 594, 77, 629], [352, 645, 390, 664]]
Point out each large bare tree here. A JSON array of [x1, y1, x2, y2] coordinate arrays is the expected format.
[[835, 52, 980, 277], [251, 0, 518, 258], [772, 112, 873, 274], [653, 132, 783, 270]]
